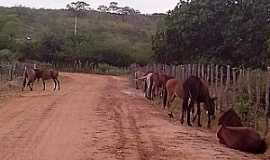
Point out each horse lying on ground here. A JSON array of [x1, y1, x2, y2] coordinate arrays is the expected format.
[[22, 66, 37, 91], [217, 108, 267, 154], [182, 76, 217, 128], [34, 68, 60, 91]]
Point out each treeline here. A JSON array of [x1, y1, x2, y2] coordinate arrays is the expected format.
[[0, 2, 164, 66], [152, 0, 270, 68]]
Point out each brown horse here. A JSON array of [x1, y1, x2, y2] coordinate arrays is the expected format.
[[152, 73, 174, 100], [34, 68, 60, 91], [182, 76, 217, 128], [163, 78, 184, 109], [217, 108, 267, 154], [22, 66, 37, 91]]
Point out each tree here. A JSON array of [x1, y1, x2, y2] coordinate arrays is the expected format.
[[152, 0, 270, 67], [66, 1, 90, 36], [108, 2, 120, 13], [119, 6, 136, 15], [97, 5, 109, 13]]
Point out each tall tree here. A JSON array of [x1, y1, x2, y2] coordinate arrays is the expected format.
[[97, 5, 109, 13], [66, 1, 90, 36], [109, 2, 120, 13]]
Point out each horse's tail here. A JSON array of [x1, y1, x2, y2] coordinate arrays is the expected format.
[[22, 66, 27, 91], [163, 86, 168, 108]]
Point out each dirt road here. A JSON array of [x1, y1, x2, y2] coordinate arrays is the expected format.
[[0, 73, 268, 160]]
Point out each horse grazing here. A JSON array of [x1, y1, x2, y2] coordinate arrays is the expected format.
[[217, 108, 267, 154], [34, 68, 60, 91], [153, 74, 174, 100], [22, 66, 37, 91], [182, 76, 217, 128], [163, 78, 184, 109]]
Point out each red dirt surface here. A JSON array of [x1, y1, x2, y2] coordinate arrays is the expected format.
[[0, 73, 269, 160]]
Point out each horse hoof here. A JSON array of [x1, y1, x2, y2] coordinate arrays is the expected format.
[[198, 124, 202, 127], [188, 123, 192, 127]]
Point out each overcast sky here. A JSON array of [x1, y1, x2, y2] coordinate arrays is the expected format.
[[0, 0, 179, 14]]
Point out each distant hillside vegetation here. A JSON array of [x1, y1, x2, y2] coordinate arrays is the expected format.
[[0, 6, 165, 66]]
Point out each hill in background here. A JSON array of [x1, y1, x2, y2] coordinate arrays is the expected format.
[[0, 6, 165, 66]]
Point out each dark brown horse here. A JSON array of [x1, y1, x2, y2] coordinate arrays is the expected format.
[[34, 68, 60, 91], [22, 66, 37, 91], [218, 108, 243, 127], [217, 108, 267, 154], [182, 76, 217, 128]]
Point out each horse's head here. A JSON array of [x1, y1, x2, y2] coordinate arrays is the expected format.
[[218, 108, 243, 127], [208, 97, 217, 119]]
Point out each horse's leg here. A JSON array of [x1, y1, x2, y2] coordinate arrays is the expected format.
[[22, 78, 27, 91], [196, 103, 202, 127], [56, 79, 60, 90], [42, 80, 46, 91], [149, 80, 153, 100], [181, 98, 188, 124], [27, 82, 33, 91], [163, 88, 168, 108], [144, 80, 147, 98], [187, 100, 194, 126], [207, 112, 211, 128], [53, 79, 57, 91]]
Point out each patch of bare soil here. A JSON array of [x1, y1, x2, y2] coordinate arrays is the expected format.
[[0, 73, 268, 160]]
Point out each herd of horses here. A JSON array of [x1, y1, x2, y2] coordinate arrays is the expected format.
[[134, 70, 267, 154], [22, 65, 60, 91]]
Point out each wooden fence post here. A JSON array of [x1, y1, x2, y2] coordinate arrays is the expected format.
[[219, 66, 224, 111], [198, 64, 201, 78], [264, 67, 270, 138], [215, 65, 219, 96], [181, 65, 185, 80], [232, 68, 237, 108], [201, 64, 205, 79], [255, 70, 261, 129], [207, 64, 210, 83], [210, 64, 214, 87], [247, 69, 252, 105]]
